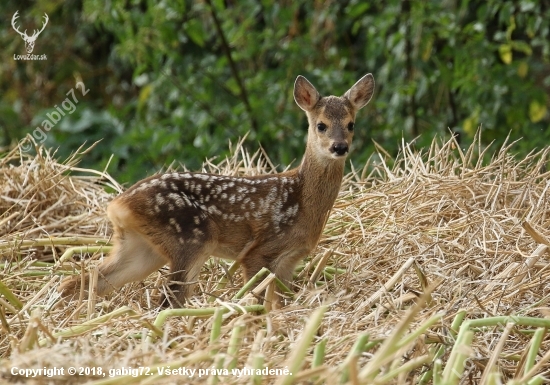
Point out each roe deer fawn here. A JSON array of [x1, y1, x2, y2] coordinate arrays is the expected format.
[[58, 74, 375, 306]]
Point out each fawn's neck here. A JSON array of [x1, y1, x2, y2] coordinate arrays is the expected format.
[[296, 145, 346, 215]]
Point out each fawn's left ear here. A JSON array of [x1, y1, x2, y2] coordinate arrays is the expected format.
[[344, 74, 375, 111]]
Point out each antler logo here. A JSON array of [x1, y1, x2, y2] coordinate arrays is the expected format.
[[11, 11, 49, 53]]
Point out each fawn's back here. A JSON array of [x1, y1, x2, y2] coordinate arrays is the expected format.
[[59, 73, 375, 306]]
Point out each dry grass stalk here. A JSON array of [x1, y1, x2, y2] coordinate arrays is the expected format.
[[2, 132, 550, 384]]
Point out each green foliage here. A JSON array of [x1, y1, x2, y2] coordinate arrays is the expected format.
[[1, 0, 549, 182], [32, 104, 124, 171]]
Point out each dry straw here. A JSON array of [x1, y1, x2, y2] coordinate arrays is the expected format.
[[1, 131, 550, 384]]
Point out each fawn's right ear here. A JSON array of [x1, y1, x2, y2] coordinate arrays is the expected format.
[[294, 75, 320, 112]]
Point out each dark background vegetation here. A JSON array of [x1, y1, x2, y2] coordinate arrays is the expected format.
[[1, 0, 549, 184]]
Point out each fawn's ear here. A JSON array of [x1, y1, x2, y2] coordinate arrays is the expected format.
[[294, 75, 321, 112], [344, 74, 375, 111]]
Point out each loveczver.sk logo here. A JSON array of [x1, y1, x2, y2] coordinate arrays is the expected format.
[[12, 10, 48, 60]]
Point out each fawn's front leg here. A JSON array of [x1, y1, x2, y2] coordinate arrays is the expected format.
[[240, 249, 306, 307]]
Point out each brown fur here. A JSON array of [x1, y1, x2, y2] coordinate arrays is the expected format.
[[58, 74, 375, 307]]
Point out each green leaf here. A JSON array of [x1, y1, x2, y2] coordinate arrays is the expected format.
[[499, 44, 512, 64], [185, 19, 205, 47], [511, 40, 533, 56], [138, 84, 153, 110], [463, 108, 480, 137], [506, 16, 516, 40], [517, 61, 529, 78], [529, 100, 547, 123], [347, 2, 369, 18]]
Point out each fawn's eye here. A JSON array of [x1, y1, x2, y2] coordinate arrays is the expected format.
[[317, 122, 327, 132], [347, 122, 355, 131]]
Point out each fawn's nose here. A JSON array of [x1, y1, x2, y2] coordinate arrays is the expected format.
[[330, 142, 349, 156]]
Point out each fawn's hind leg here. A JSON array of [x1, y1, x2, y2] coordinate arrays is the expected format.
[[95, 228, 168, 295], [58, 228, 167, 298], [159, 243, 214, 307]]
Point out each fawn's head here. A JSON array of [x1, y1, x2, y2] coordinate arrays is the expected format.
[[294, 74, 375, 160]]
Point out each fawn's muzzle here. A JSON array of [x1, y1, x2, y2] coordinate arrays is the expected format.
[[330, 142, 349, 156]]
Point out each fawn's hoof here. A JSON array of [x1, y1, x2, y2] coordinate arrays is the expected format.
[[158, 292, 187, 308]]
